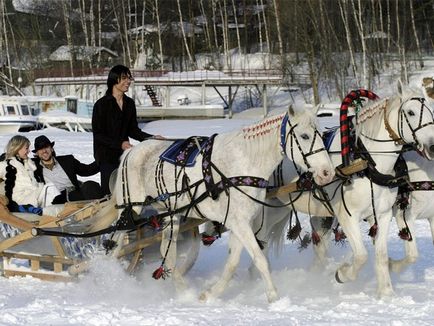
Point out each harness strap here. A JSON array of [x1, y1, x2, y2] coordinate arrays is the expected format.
[[356, 138, 409, 188], [202, 134, 219, 199], [382, 101, 405, 145]]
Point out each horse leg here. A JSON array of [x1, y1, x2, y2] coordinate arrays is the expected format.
[[428, 216, 434, 245], [199, 232, 243, 302], [389, 216, 418, 273], [248, 206, 289, 279], [334, 215, 368, 283], [175, 226, 201, 276], [374, 214, 394, 297], [231, 219, 278, 302], [310, 216, 333, 270]]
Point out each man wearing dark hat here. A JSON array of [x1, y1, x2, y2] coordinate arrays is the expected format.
[[32, 135, 103, 204]]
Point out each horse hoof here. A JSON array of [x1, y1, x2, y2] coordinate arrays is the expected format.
[[268, 292, 279, 303], [199, 292, 209, 302], [335, 270, 344, 283]]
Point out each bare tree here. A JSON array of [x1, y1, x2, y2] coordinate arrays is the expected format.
[[61, 0, 74, 76], [0, 0, 12, 84], [97, 0, 102, 68], [260, 0, 271, 67], [395, 0, 408, 83], [218, 0, 230, 69], [409, 0, 423, 68], [176, 0, 195, 70], [351, 0, 368, 88], [199, 0, 212, 54], [121, 0, 133, 66], [272, 0, 284, 70], [231, 0, 243, 67], [153, 0, 164, 70], [338, 0, 359, 84], [256, 0, 263, 53]]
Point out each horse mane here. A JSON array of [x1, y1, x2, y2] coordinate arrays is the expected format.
[[241, 107, 317, 140], [234, 107, 317, 168], [355, 86, 424, 140]]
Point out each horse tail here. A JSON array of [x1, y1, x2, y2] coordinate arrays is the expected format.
[[266, 205, 292, 257]]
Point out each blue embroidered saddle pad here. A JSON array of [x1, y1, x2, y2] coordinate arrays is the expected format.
[[322, 126, 339, 151], [160, 136, 209, 167]]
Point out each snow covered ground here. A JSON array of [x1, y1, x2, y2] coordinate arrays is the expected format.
[[1, 111, 434, 325], [1, 56, 434, 324]]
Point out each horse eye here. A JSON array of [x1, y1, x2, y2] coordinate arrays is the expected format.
[[301, 134, 310, 140], [407, 110, 415, 116]]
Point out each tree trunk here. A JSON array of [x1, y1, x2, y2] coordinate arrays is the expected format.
[[395, 0, 408, 84], [62, 0, 74, 77], [272, 0, 284, 71], [351, 0, 368, 88], [111, 0, 126, 64], [231, 0, 243, 69], [409, 0, 423, 68], [338, 0, 358, 84], [154, 0, 164, 71], [121, 0, 133, 67], [260, 0, 271, 68], [218, 0, 230, 70], [199, 0, 212, 55], [176, 0, 195, 70]]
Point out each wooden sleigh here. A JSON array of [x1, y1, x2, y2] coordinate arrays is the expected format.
[[0, 195, 118, 281], [0, 193, 203, 281]]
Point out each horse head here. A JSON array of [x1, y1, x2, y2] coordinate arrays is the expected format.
[[284, 104, 335, 186], [396, 80, 434, 160]]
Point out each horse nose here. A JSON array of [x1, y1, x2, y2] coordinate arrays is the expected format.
[[430, 144, 434, 153]]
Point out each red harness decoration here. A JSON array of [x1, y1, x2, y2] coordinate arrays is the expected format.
[[340, 89, 379, 166]]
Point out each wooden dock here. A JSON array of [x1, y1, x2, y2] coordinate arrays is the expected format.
[[33, 70, 286, 119]]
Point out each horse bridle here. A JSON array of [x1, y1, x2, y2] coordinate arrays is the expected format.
[[397, 97, 434, 146], [279, 112, 326, 173]]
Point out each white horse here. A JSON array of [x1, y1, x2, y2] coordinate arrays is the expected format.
[[388, 149, 434, 273], [112, 104, 335, 302], [260, 82, 434, 297]]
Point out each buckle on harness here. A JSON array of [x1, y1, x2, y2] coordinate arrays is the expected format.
[[117, 205, 139, 230]]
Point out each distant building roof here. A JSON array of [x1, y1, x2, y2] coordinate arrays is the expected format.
[[49, 46, 118, 61]]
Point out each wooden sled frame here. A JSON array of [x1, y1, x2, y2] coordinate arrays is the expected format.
[[0, 197, 109, 281]]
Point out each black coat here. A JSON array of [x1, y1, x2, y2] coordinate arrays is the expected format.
[[92, 93, 152, 164], [33, 155, 99, 189]]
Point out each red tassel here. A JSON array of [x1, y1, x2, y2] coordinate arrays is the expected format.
[[334, 228, 346, 242], [152, 266, 170, 280], [311, 231, 321, 245], [398, 227, 412, 241], [202, 235, 217, 246], [368, 223, 378, 238], [149, 216, 161, 231]]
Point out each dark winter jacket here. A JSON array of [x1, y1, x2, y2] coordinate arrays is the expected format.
[[33, 155, 99, 189], [92, 93, 152, 164]]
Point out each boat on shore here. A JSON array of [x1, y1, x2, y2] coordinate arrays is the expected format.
[[27, 96, 93, 132], [0, 96, 38, 133]]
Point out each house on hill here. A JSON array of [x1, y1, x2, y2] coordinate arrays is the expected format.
[[49, 46, 118, 73]]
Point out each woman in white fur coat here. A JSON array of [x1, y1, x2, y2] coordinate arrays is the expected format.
[[0, 135, 59, 213]]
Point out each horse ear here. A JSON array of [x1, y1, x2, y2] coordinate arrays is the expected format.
[[288, 104, 295, 116]]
